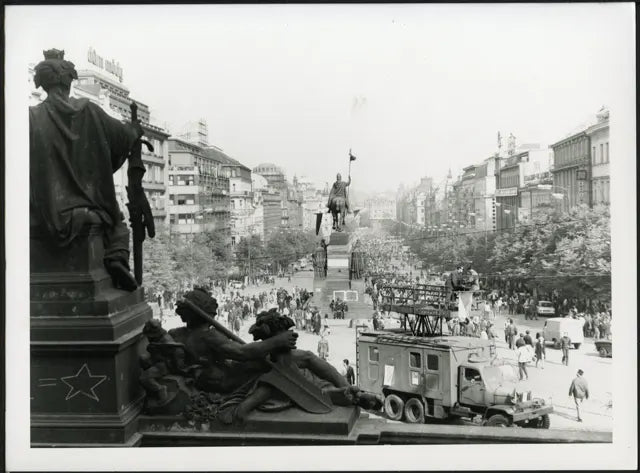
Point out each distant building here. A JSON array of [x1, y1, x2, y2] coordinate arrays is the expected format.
[[471, 155, 500, 233], [496, 146, 551, 229], [251, 173, 269, 240], [586, 107, 610, 206], [550, 131, 592, 211], [177, 119, 209, 148], [205, 147, 254, 246], [253, 163, 287, 193], [167, 138, 230, 237], [366, 197, 397, 221]]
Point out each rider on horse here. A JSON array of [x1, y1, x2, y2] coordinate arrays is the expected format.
[[326, 173, 351, 213]]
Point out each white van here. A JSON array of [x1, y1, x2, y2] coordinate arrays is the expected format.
[[543, 317, 584, 349]]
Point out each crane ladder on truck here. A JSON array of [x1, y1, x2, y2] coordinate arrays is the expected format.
[[379, 283, 451, 337]]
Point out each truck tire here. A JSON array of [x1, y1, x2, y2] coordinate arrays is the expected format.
[[403, 398, 425, 424], [484, 414, 511, 427], [553, 340, 561, 350], [523, 414, 551, 429], [573, 343, 581, 350], [599, 347, 608, 357], [536, 414, 551, 429], [384, 394, 404, 421]]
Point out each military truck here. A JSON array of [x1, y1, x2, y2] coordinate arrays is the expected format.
[[357, 332, 552, 427], [358, 282, 552, 428]]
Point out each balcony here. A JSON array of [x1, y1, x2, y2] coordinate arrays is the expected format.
[[142, 181, 166, 191]]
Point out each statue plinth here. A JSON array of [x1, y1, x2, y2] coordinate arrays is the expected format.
[[30, 225, 151, 446], [312, 230, 371, 319]]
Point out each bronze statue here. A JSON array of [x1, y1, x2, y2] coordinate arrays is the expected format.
[[29, 49, 154, 291], [162, 288, 382, 424], [326, 173, 351, 231]]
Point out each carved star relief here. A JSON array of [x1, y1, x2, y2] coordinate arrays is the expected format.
[[60, 364, 107, 402]]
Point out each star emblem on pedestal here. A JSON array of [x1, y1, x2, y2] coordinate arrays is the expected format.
[[60, 364, 108, 402]]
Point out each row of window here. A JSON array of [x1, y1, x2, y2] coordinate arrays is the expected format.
[[141, 164, 164, 184], [554, 138, 589, 166], [169, 214, 230, 225], [592, 142, 610, 165], [368, 346, 439, 371]]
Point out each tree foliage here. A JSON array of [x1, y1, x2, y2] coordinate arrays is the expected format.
[[405, 204, 611, 298], [265, 228, 316, 271]]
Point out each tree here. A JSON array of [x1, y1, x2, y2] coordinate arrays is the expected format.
[[172, 233, 217, 287], [200, 229, 233, 280], [489, 203, 611, 298], [265, 228, 316, 271], [235, 234, 267, 275], [143, 224, 179, 297]]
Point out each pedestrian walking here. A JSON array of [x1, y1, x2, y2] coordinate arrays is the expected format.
[[535, 334, 545, 369], [523, 330, 534, 347], [317, 334, 329, 361], [506, 319, 518, 349], [343, 359, 355, 385], [517, 342, 533, 380], [561, 332, 572, 366], [568, 369, 589, 422]]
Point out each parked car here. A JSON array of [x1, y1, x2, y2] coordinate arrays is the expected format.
[[536, 301, 556, 317], [543, 317, 584, 349]]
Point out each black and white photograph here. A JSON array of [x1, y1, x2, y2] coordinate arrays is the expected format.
[[4, 3, 636, 471]]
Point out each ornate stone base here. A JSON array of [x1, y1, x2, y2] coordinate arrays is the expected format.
[[30, 226, 151, 446], [138, 405, 361, 445]]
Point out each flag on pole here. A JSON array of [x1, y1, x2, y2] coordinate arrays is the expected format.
[[349, 151, 357, 161], [315, 212, 323, 236]]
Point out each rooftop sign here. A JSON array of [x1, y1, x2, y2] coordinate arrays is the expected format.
[[87, 47, 123, 83]]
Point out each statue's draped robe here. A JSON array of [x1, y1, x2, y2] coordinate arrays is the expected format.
[[30, 96, 138, 261], [327, 181, 350, 211]]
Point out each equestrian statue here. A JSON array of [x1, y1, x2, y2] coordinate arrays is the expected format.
[[325, 150, 356, 232]]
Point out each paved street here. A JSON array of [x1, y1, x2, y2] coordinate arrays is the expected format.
[[156, 273, 612, 433]]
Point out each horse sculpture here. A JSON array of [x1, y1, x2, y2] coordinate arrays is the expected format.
[[329, 196, 347, 232]]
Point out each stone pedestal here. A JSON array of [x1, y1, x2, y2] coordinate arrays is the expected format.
[[30, 225, 151, 446], [313, 231, 371, 319]]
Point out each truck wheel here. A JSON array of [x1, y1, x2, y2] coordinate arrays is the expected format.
[[599, 347, 608, 357], [384, 394, 404, 421], [484, 414, 511, 427], [536, 414, 551, 429], [573, 343, 581, 349], [403, 398, 425, 424], [553, 340, 561, 350]]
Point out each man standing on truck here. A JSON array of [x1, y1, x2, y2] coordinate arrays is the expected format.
[[568, 369, 589, 422]]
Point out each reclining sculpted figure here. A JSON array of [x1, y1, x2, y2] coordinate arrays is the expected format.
[[163, 288, 382, 423]]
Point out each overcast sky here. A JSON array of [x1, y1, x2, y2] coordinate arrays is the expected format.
[[7, 3, 634, 194]]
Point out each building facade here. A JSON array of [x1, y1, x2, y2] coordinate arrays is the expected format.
[[550, 132, 591, 211], [366, 197, 397, 221], [167, 138, 230, 237], [586, 107, 610, 207], [471, 155, 500, 233], [253, 163, 287, 193], [205, 147, 254, 246]]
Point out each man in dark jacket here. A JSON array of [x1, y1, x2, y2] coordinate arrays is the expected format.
[[343, 359, 355, 385]]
